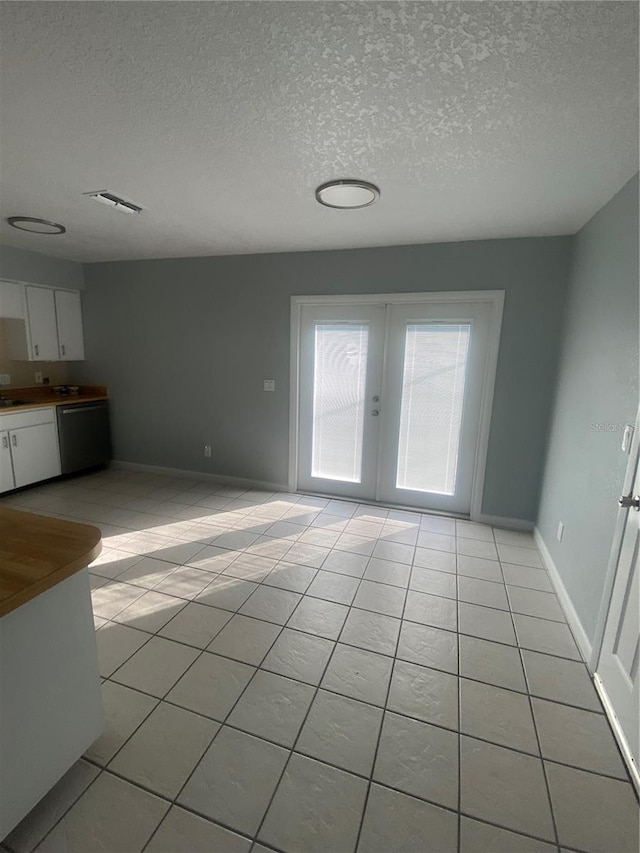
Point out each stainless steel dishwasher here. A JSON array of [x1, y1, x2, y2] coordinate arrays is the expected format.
[[56, 400, 112, 474]]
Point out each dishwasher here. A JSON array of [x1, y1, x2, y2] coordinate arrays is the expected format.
[[56, 400, 112, 474]]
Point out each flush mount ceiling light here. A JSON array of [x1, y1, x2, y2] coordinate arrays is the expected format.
[[315, 179, 380, 209], [7, 216, 66, 235]]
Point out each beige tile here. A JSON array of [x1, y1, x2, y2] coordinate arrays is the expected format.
[[341, 608, 401, 655], [358, 784, 458, 853], [456, 554, 503, 582], [508, 586, 565, 622], [458, 576, 509, 610], [227, 670, 315, 746], [353, 579, 406, 617], [287, 596, 349, 639], [459, 634, 527, 692], [5, 761, 99, 853], [532, 698, 627, 777], [457, 537, 498, 560], [95, 622, 151, 677], [458, 601, 516, 645], [460, 817, 556, 853], [167, 652, 254, 720], [195, 575, 258, 611], [388, 660, 459, 729], [502, 563, 553, 592], [259, 754, 368, 853], [460, 679, 538, 753], [522, 650, 601, 711], [397, 621, 458, 674], [238, 585, 302, 624], [513, 613, 581, 660], [113, 590, 186, 633], [306, 570, 360, 604], [404, 589, 457, 631], [546, 761, 639, 853], [497, 544, 543, 568], [111, 636, 199, 698], [409, 566, 457, 599], [146, 806, 250, 853], [262, 561, 317, 593], [178, 727, 288, 836], [109, 702, 219, 798], [85, 681, 158, 765], [364, 558, 411, 587], [158, 602, 232, 647], [412, 546, 457, 574], [34, 772, 168, 853], [321, 643, 393, 706], [374, 712, 458, 809], [296, 690, 383, 775], [207, 613, 281, 665], [460, 736, 554, 841], [261, 628, 335, 684]]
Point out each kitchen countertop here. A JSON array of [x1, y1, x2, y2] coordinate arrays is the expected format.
[[0, 385, 108, 412], [0, 507, 102, 616]]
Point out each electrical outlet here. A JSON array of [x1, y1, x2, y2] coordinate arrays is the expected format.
[[263, 379, 276, 392], [557, 521, 564, 542], [34, 371, 43, 384], [203, 445, 212, 458], [0, 374, 10, 386]]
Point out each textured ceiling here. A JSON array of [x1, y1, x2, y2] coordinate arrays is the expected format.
[[0, 1, 638, 262]]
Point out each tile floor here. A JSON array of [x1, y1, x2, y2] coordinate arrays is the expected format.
[[2, 468, 638, 853]]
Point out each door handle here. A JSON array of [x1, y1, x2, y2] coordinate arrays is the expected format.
[[34, 344, 39, 357], [61, 344, 66, 356], [11, 434, 17, 447], [2, 436, 7, 449], [372, 395, 380, 403], [371, 410, 379, 416], [618, 494, 640, 511]]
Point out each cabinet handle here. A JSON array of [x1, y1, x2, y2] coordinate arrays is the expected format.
[[34, 344, 39, 357], [11, 434, 17, 447], [2, 436, 7, 449], [61, 344, 66, 356]]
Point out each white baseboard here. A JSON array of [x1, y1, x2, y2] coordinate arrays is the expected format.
[[534, 527, 593, 667], [476, 514, 534, 531], [111, 460, 288, 494]]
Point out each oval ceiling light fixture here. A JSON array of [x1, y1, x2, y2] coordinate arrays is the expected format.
[[7, 216, 66, 235], [315, 179, 380, 209]]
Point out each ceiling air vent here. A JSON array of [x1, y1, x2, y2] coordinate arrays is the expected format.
[[84, 191, 143, 214]]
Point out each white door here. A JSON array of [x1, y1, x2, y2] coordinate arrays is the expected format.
[[297, 304, 385, 499], [26, 286, 58, 361], [10, 423, 61, 488], [0, 431, 15, 493], [55, 290, 85, 360], [378, 301, 493, 514], [596, 416, 640, 786], [295, 295, 501, 514]]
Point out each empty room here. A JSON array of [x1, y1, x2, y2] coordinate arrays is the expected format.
[[0, 2, 638, 852]]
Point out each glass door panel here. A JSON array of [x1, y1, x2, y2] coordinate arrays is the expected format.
[[297, 304, 385, 499], [396, 323, 471, 495]]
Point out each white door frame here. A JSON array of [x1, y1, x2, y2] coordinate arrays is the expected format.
[[288, 290, 505, 520]]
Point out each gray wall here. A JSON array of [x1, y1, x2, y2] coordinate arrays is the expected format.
[[0, 244, 84, 290], [537, 174, 639, 643], [75, 236, 571, 522]]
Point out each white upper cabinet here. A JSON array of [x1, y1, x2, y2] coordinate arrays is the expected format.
[[25, 286, 59, 361], [55, 290, 85, 360], [2, 281, 85, 362]]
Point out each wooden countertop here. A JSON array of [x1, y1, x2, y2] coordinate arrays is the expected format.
[[0, 385, 108, 413], [0, 508, 102, 617]]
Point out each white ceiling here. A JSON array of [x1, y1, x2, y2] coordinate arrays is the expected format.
[[0, 1, 638, 263]]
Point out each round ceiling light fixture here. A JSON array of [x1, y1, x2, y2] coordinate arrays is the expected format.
[[7, 216, 66, 235], [315, 179, 380, 209]]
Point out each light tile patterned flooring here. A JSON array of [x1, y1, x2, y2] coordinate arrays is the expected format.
[[2, 469, 638, 853]]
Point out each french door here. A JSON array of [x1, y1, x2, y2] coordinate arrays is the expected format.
[[294, 293, 503, 515]]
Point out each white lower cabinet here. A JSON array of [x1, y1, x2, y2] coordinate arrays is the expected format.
[[0, 408, 61, 493], [0, 431, 15, 492]]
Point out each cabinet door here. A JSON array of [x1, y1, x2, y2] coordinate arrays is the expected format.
[[0, 430, 16, 493], [9, 423, 61, 488], [26, 286, 58, 360], [0, 281, 24, 319], [55, 290, 85, 360]]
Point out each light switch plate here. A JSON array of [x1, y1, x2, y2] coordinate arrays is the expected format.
[[263, 379, 276, 392], [0, 374, 10, 386], [34, 371, 43, 384]]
